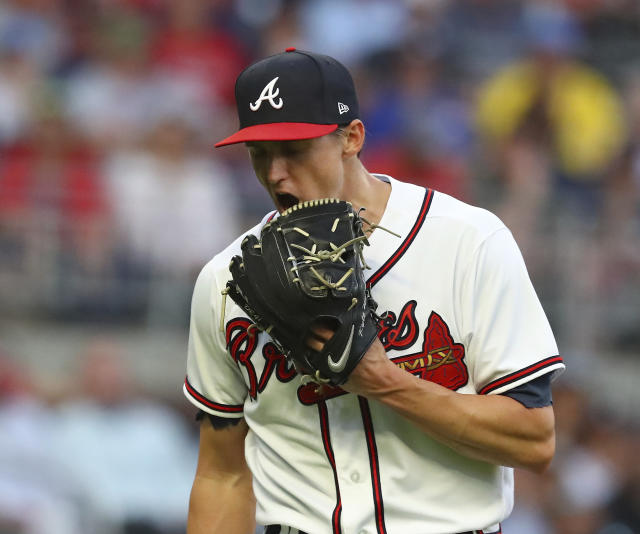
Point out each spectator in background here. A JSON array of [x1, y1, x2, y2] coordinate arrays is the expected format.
[[547, 394, 637, 534], [0, 48, 38, 146], [240, 0, 305, 57], [0, 84, 113, 319], [337, 2, 474, 201], [0, 0, 68, 145], [577, 0, 640, 85], [360, 47, 473, 201], [605, 423, 640, 532], [476, 3, 626, 196], [64, 7, 158, 149], [0, 350, 88, 534], [474, 3, 626, 273], [502, 467, 556, 534], [592, 73, 640, 352], [297, 0, 408, 66], [555, 70, 640, 356], [439, 0, 527, 84], [0, 0, 68, 74], [105, 114, 242, 325], [51, 338, 198, 534], [504, 383, 640, 534], [149, 0, 250, 150], [150, 0, 249, 108]]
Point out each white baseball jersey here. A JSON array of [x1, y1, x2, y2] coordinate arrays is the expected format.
[[184, 176, 565, 534]]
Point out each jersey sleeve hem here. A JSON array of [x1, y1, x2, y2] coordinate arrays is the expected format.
[[183, 376, 244, 418], [478, 355, 565, 395]]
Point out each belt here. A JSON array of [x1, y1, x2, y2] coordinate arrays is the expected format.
[[265, 525, 502, 534]]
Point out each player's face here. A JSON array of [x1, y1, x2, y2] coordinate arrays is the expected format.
[[247, 133, 347, 213]]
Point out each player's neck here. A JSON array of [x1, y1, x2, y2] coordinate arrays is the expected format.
[[345, 163, 391, 228]]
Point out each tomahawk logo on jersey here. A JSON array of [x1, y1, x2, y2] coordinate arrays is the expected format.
[[184, 176, 565, 534]]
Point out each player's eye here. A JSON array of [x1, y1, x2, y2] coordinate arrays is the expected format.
[[247, 145, 267, 160], [281, 140, 310, 157], [282, 145, 301, 156]]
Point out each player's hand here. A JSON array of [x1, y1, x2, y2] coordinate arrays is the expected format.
[[304, 319, 336, 352], [341, 338, 401, 397], [305, 329, 401, 398]]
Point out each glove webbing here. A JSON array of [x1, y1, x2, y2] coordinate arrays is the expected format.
[[287, 232, 367, 291]]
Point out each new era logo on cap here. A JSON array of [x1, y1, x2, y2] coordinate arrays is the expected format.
[[215, 48, 359, 147]]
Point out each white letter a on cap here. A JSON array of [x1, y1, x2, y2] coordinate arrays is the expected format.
[[250, 77, 284, 111]]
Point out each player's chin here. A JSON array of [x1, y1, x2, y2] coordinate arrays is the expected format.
[[275, 193, 300, 212]]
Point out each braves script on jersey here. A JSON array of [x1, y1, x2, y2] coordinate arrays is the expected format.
[[184, 176, 565, 534]]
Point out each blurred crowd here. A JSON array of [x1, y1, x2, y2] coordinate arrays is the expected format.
[[0, 0, 639, 533], [0, 340, 198, 534]]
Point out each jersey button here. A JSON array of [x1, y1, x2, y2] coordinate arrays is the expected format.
[[350, 471, 360, 483]]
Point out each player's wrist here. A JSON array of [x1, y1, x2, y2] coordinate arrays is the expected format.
[[344, 340, 407, 397]]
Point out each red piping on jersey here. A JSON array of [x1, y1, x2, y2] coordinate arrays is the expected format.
[[359, 397, 387, 534], [318, 402, 343, 534], [367, 188, 433, 290], [266, 210, 277, 223], [184, 376, 244, 413], [355, 190, 434, 534], [478, 356, 563, 395]]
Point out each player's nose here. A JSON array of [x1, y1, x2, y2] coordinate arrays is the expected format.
[[266, 154, 289, 185]]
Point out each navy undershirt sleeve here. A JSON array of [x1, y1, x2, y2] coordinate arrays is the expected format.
[[196, 410, 243, 429], [499, 373, 553, 408]]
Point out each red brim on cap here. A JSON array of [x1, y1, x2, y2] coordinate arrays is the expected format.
[[214, 122, 339, 147]]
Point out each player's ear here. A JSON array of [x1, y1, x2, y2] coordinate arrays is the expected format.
[[341, 119, 365, 158]]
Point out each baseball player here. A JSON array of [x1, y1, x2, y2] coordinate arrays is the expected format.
[[184, 48, 565, 534]]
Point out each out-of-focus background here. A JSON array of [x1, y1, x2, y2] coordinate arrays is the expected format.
[[0, 0, 639, 533]]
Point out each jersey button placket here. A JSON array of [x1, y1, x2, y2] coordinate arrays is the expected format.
[[350, 470, 361, 483]]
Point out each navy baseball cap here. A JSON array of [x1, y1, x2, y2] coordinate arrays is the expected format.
[[215, 48, 359, 147]]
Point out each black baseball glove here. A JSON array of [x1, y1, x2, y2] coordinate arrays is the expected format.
[[224, 199, 379, 386]]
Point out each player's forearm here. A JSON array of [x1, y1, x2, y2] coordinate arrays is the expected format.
[[348, 350, 555, 472], [389, 378, 555, 472], [187, 472, 256, 534]]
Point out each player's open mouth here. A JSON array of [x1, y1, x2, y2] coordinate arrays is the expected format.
[[276, 193, 299, 211]]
